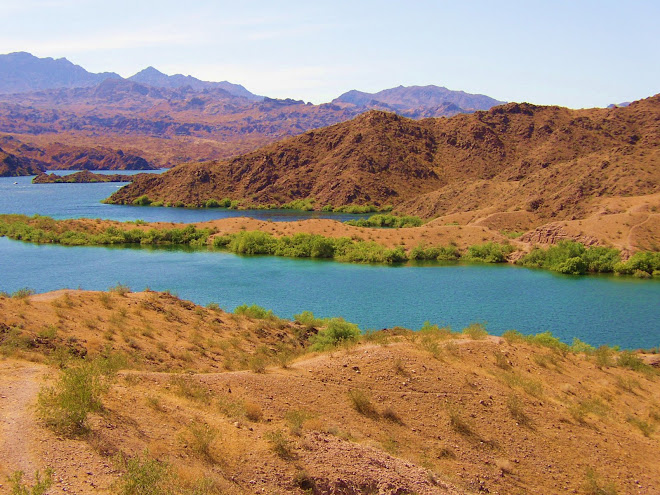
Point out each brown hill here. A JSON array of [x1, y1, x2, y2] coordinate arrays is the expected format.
[[0, 146, 41, 177], [0, 289, 659, 494], [108, 95, 660, 223], [0, 135, 153, 171]]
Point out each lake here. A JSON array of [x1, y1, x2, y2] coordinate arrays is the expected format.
[[0, 174, 371, 223], [0, 175, 658, 349]]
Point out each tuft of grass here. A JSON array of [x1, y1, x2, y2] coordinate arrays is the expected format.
[[617, 351, 655, 375], [594, 346, 615, 368], [109, 283, 131, 296], [347, 389, 378, 418], [502, 330, 525, 344], [114, 451, 171, 495], [8, 468, 53, 495], [627, 416, 655, 437], [382, 407, 404, 425], [583, 467, 618, 495], [569, 398, 609, 424], [497, 371, 544, 398], [169, 375, 211, 404], [494, 350, 512, 370], [234, 304, 275, 320], [285, 409, 311, 436], [11, 288, 35, 299], [462, 323, 488, 340], [244, 400, 263, 422], [506, 394, 531, 427], [265, 429, 295, 460], [185, 422, 218, 463], [448, 409, 475, 438]]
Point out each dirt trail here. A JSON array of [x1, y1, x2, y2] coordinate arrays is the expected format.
[[0, 361, 44, 484]]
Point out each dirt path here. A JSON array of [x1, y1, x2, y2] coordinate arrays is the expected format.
[[0, 361, 44, 485]]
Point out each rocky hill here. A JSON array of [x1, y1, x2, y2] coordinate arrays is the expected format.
[[0, 289, 658, 494], [0, 146, 41, 176], [108, 95, 660, 222], [0, 135, 152, 171]]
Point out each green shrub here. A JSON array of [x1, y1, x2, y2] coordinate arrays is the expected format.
[[293, 311, 324, 328], [333, 204, 384, 214], [410, 244, 460, 261], [234, 304, 275, 320], [38, 358, 117, 436], [346, 214, 423, 228], [310, 318, 361, 350], [281, 198, 315, 211], [227, 231, 276, 255], [571, 338, 595, 354], [617, 351, 654, 374], [462, 323, 488, 340], [502, 330, 525, 344], [518, 241, 625, 275], [463, 242, 515, 263], [132, 195, 152, 206], [526, 332, 569, 355]]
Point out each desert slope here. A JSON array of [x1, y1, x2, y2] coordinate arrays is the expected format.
[[0, 289, 658, 494]]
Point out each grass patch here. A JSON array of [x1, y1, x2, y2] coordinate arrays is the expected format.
[[265, 429, 295, 460], [347, 389, 378, 418], [38, 357, 118, 436], [583, 467, 618, 495], [497, 371, 544, 398], [7, 469, 53, 495]]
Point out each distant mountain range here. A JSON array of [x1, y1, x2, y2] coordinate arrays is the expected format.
[[0, 52, 501, 111], [332, 85, 504, 117], [0, 52, 260, 100], [0, 52, 121, 94], [127, 66, 261, 101], [0, 52, 512, 171]]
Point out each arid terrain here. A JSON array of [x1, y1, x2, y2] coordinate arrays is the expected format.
[[0, 289, 658, 494], [107, 95, 660, 228]]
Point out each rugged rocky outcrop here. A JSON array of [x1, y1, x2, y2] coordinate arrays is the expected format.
[[32, 170, 150, 183], [108, 95, 660, 221], [0, 146, 41, 176]]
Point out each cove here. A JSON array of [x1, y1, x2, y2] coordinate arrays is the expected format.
[[1, 237, 658, 349], [0, 175, 370, 223]]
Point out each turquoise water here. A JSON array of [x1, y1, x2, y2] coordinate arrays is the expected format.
[[1, 238, 658, 349], [0, 175, 658, 349], [0, 175, 371, 223]]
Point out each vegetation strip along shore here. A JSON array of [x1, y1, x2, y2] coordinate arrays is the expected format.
[[0, 214, 658, 276]]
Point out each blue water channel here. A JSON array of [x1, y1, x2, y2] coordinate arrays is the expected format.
[[0, 175, 658, 349]]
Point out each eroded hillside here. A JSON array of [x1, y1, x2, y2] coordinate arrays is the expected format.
[[0, 290, 659, 494], [107, 95, 660, 224]]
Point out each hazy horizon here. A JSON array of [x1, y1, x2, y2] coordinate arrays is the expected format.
[[1, 0, 658, 108]]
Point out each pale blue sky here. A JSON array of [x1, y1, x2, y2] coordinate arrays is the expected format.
[[1, 0, 658, 107]]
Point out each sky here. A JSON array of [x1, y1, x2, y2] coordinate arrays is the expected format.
[[0, 0, 658, 108]]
